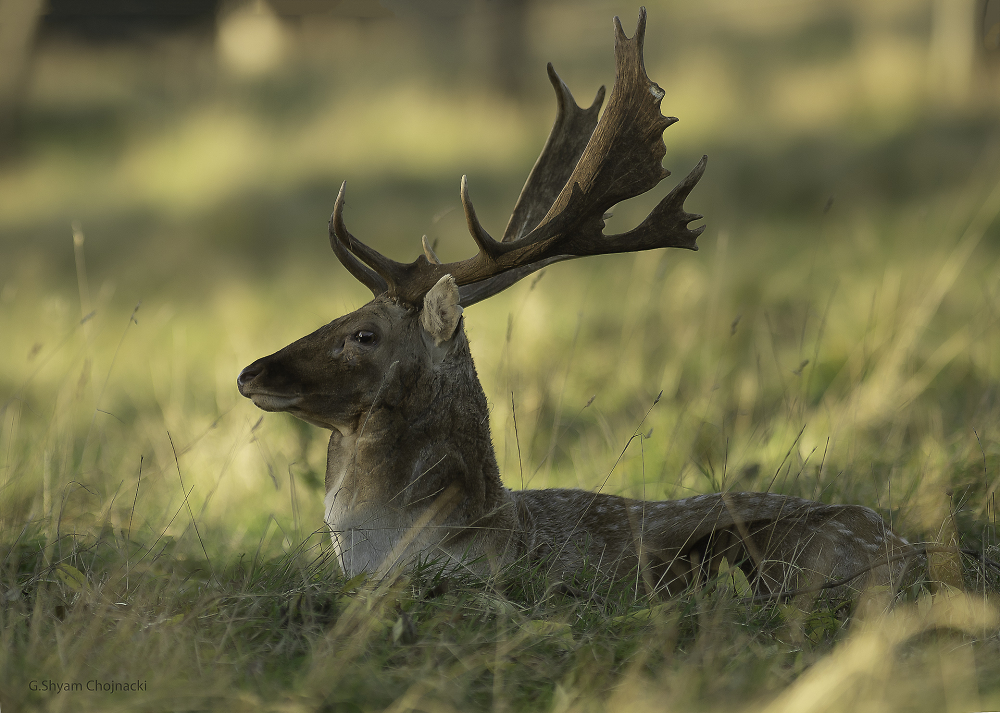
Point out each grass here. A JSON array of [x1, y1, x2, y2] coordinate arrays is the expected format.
[[5, 191, 1000, 710], [4, 0, 1000, 710]]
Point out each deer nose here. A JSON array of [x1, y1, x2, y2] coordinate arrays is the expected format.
[[237, 362, 265, 392]]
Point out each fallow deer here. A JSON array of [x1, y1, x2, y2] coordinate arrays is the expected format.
[[238, 9, 913, 599]]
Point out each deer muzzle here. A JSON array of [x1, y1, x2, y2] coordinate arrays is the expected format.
[[237, 360, 303, 411]]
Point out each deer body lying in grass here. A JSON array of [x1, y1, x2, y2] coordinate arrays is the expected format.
[[238, 9, 912, 599]]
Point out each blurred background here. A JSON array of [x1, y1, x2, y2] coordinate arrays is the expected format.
[[2, 0, 1000, 556]]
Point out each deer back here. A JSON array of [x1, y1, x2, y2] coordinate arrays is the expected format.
[[514, 490, 911, 598]]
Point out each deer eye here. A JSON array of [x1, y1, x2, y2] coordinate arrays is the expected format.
[[352, 330, 377, 346]]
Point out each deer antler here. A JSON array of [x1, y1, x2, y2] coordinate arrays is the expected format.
[[330, 7, 706, 307]]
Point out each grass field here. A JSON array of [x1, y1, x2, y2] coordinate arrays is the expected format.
[[3, 1, 1000, 710]]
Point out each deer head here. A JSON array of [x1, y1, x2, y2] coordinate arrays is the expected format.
[[237, 276, 465, 434]]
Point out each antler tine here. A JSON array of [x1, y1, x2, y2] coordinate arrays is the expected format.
[[613, 6, 644, 52], [501, 63, 605, 243], [614, 154, 708, 252], [421, 235, 441, 265], [460, 176, 502, 260], [331, 182, 428, 300], [329, 182, 389, 297]]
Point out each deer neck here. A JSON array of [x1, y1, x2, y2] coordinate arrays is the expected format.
[[323, 336, 512, 575]]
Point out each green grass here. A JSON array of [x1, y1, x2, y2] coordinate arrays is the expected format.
[[5, 192, 1000, 710], [4, 1, 1000, 710]]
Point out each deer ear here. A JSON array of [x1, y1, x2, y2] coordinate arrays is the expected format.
[[421, 275, 463, 346]]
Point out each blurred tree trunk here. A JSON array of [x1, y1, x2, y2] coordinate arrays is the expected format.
[[981, 0, 1000, 61], [382, 0, 533, 99], [929, 0, 976, 106], [482, 0, 530, 99], [0, 0, 44, 154]]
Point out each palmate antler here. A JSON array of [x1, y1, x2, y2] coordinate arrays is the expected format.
[[329, 7, 707, 307]]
